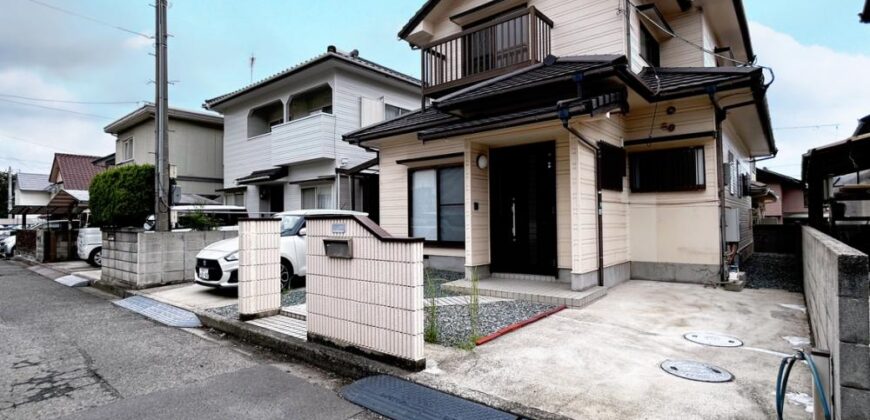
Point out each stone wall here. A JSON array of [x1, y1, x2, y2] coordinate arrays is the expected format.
[[802, 226, 869, 418], [101, 229, 237, 289], [306, 214, 425, 370]]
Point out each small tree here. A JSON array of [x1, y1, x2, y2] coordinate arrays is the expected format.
[[89, 164, 155, 228]]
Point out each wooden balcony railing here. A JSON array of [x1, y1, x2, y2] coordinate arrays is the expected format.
[[421, 7, 554, 96]]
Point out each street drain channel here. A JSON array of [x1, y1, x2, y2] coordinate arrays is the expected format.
[[683, 331, 743, 347], [660, 360, 734, 383]]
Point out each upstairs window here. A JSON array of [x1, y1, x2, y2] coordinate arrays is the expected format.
[[121, 138, 133, 161], [289, 85, 332, 121], [385, 104, 410, 120], [629, 147, 705, 192], [247, 100, 284, 138], [640, 25, 660, 67]]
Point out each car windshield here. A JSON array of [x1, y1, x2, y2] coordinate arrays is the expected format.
[[279, 215, 303, 236]]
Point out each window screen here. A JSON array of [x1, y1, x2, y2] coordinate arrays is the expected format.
[[629, 147, 705, 192]]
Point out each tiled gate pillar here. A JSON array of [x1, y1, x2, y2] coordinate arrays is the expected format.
[[237, 218, 281, 320], [306, 214, 425, 370]]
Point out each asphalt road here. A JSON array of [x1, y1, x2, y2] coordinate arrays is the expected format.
[[0, 260, 370, 419]]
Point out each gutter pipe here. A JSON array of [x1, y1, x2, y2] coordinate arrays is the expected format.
[[556, 79, 604, 287], [707, 87, 728, 283]]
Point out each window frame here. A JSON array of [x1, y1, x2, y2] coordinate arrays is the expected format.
[[408, 164, 465, 248], [628, 146, 706, 193], [639, 24, 660, 67], [301, 183, 334, 210], [120, 137, 134, 162], [384, 103, 410, 120]]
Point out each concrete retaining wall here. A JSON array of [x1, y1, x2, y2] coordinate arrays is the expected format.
[[802, 226, 869, 418], [306, 215, 425, 370], [101, 229, 237, 289]]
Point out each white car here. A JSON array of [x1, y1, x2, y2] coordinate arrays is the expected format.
[[194, 209, 365, 290], [1, 235, 15, 258], [77, 227, 103, 267]]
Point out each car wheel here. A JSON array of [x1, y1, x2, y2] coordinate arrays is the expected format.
[[280, 260, 293, 291], [88, 247, 102, 267]]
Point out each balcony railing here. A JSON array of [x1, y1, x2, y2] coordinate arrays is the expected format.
[[421, 7, 553, 96], [268, 112, 337, 166]]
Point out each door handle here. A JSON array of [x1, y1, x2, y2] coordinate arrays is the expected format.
[[511, 197, 516, 242]]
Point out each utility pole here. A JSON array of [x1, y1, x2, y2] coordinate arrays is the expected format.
[[154, 0, 170, 231], [6, 167, 12, 219]]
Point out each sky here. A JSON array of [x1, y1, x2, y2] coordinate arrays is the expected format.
[[0, 0, 867, 179]]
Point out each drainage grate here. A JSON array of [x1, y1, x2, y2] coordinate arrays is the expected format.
[[683, 332, 743, 347], [113, 296, 202, 328], [341, 375, 516, 420], [54, 275, 90, 287], [660, 360, 733, 383]]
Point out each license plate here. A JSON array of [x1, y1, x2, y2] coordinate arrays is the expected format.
[[198, 268, 209, 280]]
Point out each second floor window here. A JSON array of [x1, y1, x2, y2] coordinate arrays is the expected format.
[[248, 100, 284, 138], [640, 24, 660, 67], [385, 104, 410, 120], [121, 138, 133, 161]]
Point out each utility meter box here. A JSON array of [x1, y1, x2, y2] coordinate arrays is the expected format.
[[725, 208, 740, 242]]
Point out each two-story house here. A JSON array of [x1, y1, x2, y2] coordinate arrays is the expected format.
[[104, 104, 225, 199], [756, 167, 807, 224], [203, 47, 421, 220], [344, 0, 776, 288]]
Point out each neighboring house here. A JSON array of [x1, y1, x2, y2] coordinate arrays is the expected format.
[[104, 104, 224, 199], [803, 115, 870, 254], [45, 153, 107, 215], [8, 172, 51, 226], [203, 46, 421, 220], [755, 167, 807, 224], [344, 0, 776, 287]]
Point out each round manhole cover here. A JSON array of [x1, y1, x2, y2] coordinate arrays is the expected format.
[[683, 332, 743, 347], [660, 360, 734, 383]]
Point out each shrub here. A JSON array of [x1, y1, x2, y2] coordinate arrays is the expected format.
[[89, 164, 155, 228]]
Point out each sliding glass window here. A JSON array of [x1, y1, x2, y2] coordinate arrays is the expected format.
[[410, 166, 465, 245]]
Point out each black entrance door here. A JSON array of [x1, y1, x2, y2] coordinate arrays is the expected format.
[[489, 142, 557, 276]]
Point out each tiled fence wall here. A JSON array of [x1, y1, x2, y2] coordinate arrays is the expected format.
[[306, 215, 425, 370], [237, 219, 281, 320], [102, 230, 236, 289], [802, 226, 869, 419]]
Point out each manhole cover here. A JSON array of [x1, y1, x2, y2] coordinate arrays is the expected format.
[[683, 332, 743, 347], [660, 360, 733, 383]]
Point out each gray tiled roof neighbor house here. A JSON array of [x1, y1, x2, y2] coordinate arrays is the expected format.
[[15, 173, 51, 191]]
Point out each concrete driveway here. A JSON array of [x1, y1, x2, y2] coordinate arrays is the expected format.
[[413, 280, 814, 419], [45, 260, 101, 282]]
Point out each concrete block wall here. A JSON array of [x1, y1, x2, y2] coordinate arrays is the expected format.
[[802, 226, 870, 419], [237, 219, 281, 320], [101, 230, 237, 289], [306, 215, 425, 370]]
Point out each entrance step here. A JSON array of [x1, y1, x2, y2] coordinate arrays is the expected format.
[[491, 272, 561, 283], [341, 375, 514, 420], [247, 315, 307, 341], [280, 303, 307, 321], [423, 295, 511, 307], [443, 278, 606, 309]]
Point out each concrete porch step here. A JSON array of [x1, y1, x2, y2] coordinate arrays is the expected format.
[[491, 272, 562, 283], [443, 278, 607, 309], [247, 315, 307, 341], [280, 303, 307, 321]]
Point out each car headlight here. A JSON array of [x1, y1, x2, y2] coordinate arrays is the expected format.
[[224, 251, 239, 262]]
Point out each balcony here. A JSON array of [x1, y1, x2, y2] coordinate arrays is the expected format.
[[421, 7, 553, 97], [268, 112, 337, 166]]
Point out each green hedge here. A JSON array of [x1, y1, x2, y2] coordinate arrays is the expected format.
[[89, 164, 154, 228]]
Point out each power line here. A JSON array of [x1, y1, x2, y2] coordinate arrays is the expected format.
[[0, 133, 80, 154], [25, 0, 153, 39], [0, 155, 52, 165], [0, 98, 113, 120], [773, 123, 842, 131], [0, 93, 140, 106]]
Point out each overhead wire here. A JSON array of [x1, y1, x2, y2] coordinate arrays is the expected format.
[[0, 98, 113, 120], [25, 0, 153, 39], [0, 93, 141, 106]]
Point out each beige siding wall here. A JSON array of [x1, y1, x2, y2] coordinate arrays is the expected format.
[[465, 141, 490, 266], [625, 98, 720, 266], [722, 120, 753, 252], [376, 135, 465, 256], [659, 10, 704, 67]]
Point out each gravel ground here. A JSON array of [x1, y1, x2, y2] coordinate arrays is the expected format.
[[744, 252, 803, 292], [427, 300, 557, 347], [424, 269, 465, 298], [207, 288, 306, 319]]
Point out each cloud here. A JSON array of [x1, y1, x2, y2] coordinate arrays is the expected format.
[[749, 22, 870, 177], [123, 34, 154, 51]]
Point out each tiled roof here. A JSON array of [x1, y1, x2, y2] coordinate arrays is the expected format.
[[204, 49, 420, 109], [105, 104, 222, 134], [636, 66, 759, 94], [435, 56, 623, 107], [51, 153, 105, 191], [16, 173, 50, 191]]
